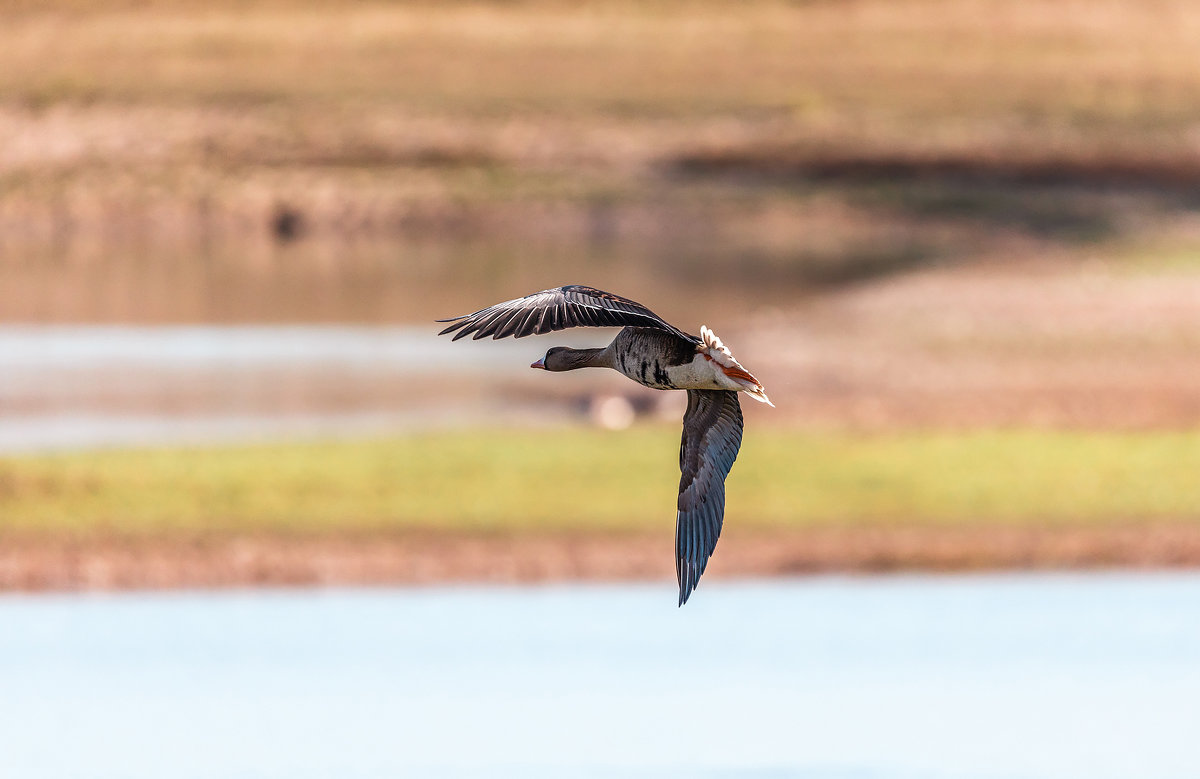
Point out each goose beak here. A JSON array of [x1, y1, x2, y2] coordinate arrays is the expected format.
[[530, 357, 546, 369]]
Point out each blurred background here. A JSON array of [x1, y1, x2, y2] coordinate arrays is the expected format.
[[4, 0, 1200, 580], [2, 2, 1200, 776]]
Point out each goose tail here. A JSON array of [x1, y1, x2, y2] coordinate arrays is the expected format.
[[744, 386, 774, 407], [699, 325, 775, 407]]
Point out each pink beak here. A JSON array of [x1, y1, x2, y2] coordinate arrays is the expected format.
[[530, 357, 546, 369]]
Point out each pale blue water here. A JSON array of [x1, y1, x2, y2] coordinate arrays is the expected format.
[[0, 325, 610, 451], [0, 325, 531, 371], [3, 574, 1199, 779]]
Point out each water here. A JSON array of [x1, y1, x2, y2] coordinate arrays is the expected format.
[[0, 325, 614, 451], [0, 234, 789, 451], [3, 573, 1199, 779], [0, 325, 549, 372]]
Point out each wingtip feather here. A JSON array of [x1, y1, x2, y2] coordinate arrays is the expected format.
[[746, 388, 775, 407], [678, 570, 697, 607]]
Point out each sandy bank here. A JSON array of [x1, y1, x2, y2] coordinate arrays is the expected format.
[[5, 525, 1200, 592]]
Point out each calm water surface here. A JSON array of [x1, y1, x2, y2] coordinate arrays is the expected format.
[[3, 573, 1198, 779], [0, 325, 612, 451]]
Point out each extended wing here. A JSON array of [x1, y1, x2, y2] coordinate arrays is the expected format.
[[437, 285, 696, 342], [676, 389, 744, 606]]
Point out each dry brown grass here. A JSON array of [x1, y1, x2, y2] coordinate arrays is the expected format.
[[4, 1, 1200, 192], [3, 0, 1200, 321]]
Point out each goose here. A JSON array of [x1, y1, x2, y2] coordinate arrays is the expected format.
[[437, 285, 772, 605]]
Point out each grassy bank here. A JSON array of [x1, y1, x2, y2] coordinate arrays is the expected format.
[[3, 0, 1200, 248], [6, 0, 1200, 144], [2, 428, 1198, 537]]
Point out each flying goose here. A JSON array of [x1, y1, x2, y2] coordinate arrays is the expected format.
[[438, 285, 772, 605]]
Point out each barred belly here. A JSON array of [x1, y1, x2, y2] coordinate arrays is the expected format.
[[611, 327, 699, 390]]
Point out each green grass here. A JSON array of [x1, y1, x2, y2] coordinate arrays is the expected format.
[[1, 428, 1198, 537]]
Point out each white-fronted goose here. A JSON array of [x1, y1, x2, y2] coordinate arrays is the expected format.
[[438, 285, 772, 605]]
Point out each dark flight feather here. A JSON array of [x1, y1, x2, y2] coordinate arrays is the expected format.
[[675, 389, 744, 606], [437, 285, 697, 343]]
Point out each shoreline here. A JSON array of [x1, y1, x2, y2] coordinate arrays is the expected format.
[[4, 524, 1200, 592]]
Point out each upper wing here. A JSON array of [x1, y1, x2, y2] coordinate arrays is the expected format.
[[676, 389, 744, 606], [436, 285, 695, 342]]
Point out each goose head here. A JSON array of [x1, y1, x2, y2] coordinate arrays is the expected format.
[[531, 346, 604, 371]]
